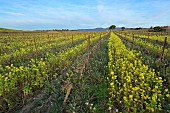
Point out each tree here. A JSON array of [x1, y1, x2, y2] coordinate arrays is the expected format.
[[153, 26, 165, 32], [154, 26, 161, 31], [109, 25, 116, 30], [135, 27, 142, 30], [121, 27, 125, 31]]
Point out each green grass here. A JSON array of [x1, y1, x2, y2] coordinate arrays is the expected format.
[[49, 38, 109, 113], [0, 28, 24, 32]]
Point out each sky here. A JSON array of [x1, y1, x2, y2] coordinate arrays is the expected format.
[[0, 0, 170, 30]]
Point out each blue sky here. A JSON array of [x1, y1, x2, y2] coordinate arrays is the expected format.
[[0, 0, 170, 30]]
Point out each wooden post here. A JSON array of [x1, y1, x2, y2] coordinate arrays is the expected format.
[[33, 36, 37, 57], [148, 33, 149, 39], [88, 35, 90, 62], [160, 37, 167, 63], [100, 34, 102, 48], [132, 34, 134, 48], [72, 35, 73, 44]]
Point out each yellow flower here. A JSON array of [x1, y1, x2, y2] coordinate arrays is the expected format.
[[110, 82, 114, 87], [134, 98, 137, 101], [140, 73, 144, 79], [151, 108, 154, 112], [165, 89, 168, 92], [166, 94, 170, 98], [123, 96, 127, 102], [157, 90, 161, 93], [5, 77, 8, 82], [111, 71, 114, 75], [129, 95, 133, 99], [158, 77, 162, 80], [155, 86, 158, 89]]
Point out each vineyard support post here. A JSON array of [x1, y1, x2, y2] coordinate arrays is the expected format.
[[72, 35, 73, 44], [84, 33, 86, 40], [160, 37, 167, 63], [148, 33, 149, 39], [33, 36, 38, 57], [100, 34, 102, 48], [88, 35, 90, 62], [132, 34, 134, 48]]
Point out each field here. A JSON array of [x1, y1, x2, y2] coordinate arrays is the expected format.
[[0, 30, 170, 113]]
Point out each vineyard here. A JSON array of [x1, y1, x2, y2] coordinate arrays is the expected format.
[[0, 31, 169, 113]]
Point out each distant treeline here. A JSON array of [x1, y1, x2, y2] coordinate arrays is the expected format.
[[47, 29, 77, 31], [129, 26, 169, 32], [148, 26, 167, 32]]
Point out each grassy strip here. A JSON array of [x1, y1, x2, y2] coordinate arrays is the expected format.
[[26, 35, 109, 113], [64, 39, 109, 113]]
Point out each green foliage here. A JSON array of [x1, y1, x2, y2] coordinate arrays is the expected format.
[[0, 31, 107, 112], [0, 30, 169, 112], [0, 28, 24, 33], [121, 27, 125, 31], [109, 25, 116, 30], [113, 31, 170, 112], [115, 31, 170, 61], [107, 32, 169, 112], [153, 26, 166, 32]]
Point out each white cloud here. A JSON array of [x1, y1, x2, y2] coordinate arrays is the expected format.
[[1, 11, 24, 16], [0, 0, 170, 29]]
